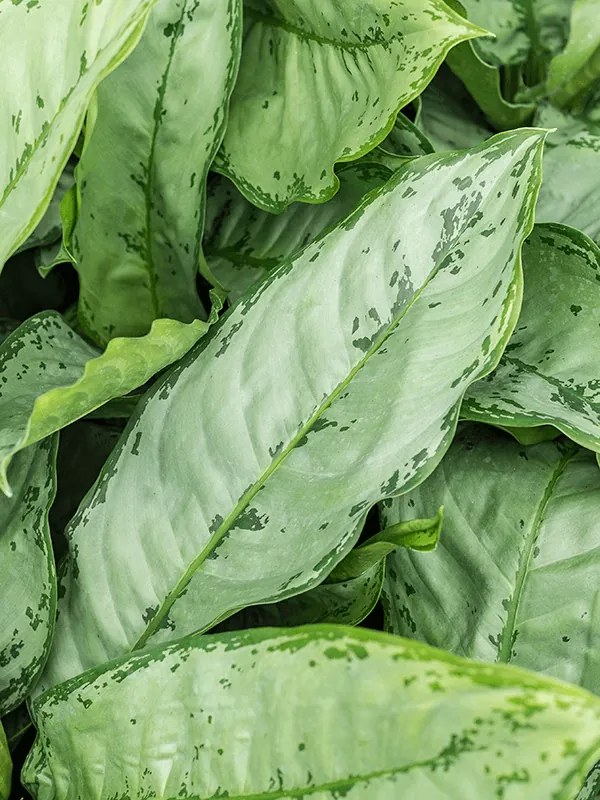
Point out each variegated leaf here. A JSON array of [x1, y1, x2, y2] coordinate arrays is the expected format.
[[215, 0, 483, 211], [0, 437, 56, 716], [0, 310, 220, 496], [38, 130, 545, 691], [72, 0, 241, 344], [464, 224, 600, 452], [26, 627, 600, 800], [548, 0, 600, 109], [15, 164, 74, 255], [382, 425, 600, 693], [0, 0, 159, 272], [205, 162, 392, 303], [219, 510, 442, 629]]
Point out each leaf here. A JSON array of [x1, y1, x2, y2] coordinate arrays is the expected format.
[[26, 626, 600, 800], [72, 0, 242, 344], [15, 164, 74, 255], [548, 0, 600, 110], [0, 723, 9, 800], [204, 162, 393, 304], [0, 437, 57, 716], [463, 224, 600, 452], [37, 130, 546, 691], [219, 510, 443, 630], [457, 0, 574, 67], [382, 425, 600, 693], [215, 0, 484, 211], [0, 0, 159, 272], [0, 309, 220, 496], [534, 106, 600, 244], [375, 110, 435, 159]]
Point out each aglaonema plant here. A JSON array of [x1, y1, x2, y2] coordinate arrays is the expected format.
[[1, 1, 599, 799]]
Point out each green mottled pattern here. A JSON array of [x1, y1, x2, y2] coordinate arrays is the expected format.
[[0, 0, 158, 271], [534, 107, 600, 244], [205, 163, 392, 303], [37, 131, 545, 691], [0, 311, 216, 495], [0, 438, 56, 716], [220, 510, 442, 629], [459, 0, 574, 66], [382, 425, 600, 692], [73, 0, 241, 344], [216, 0, 483, 211], [26, 627, 600, 800], [464, 224, 600, 450]]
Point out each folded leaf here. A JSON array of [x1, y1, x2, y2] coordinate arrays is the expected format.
[[0, 0, 158, 271], [219, 510, 442, 629], [205, 162, 392, 303], [458, 0, 573, 67], [216, 0, 484, 211], [0, 310, 219, 496], [15, 165, 74, 255], [0, 437, 57, 716], [0, 724, 9, 800], [38, 130, 545, 691], [26, 626, 600, 800], [534, 107, 600, 244], [382, 425, 600, 692], [464, 224, 600, 452], [548, 0, 600, 109], [73, 0, 241, 344]]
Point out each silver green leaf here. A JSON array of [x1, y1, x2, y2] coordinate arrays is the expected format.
[[0, 723, 9, 800], [382, 426, 600, 693], [0, 311, 218, 496], [458, 0, 574, 67], [37, 130, 545, 691], [26, 626, 600, 800], [220, 510, 442, 629], [463, 224, 600, 452], [0, 0, 159, 272], [534, 106, 600, 244], [215, 0, 484, 211], [72, 0, 241, 345], [0, 437, 57, 716], [204, 162, 392, 303]]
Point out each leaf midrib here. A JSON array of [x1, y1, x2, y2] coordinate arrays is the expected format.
[[134, 261, 440, 649], [497, 446, 577, 663], [245, 7, 407, 53]]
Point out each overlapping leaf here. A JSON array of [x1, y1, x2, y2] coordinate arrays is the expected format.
[[0, 311, 219, 496], [204, 163, 392, 303], [548, 0, 600, 109], [26, 627, 600, 800], [0, 0, 159, 271], [464, 224, 600, 451], [220, 510, 442, 629], [382, 425, 600, 692], [216, 0, 484, 211], [38, 130, 545, 691], [72, 0, 241, 344], [0, 437, 57, 716]]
